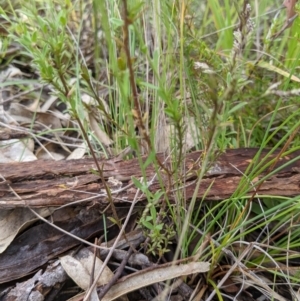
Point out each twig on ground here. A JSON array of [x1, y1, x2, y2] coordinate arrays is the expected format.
[[97, 247, 134, 299]]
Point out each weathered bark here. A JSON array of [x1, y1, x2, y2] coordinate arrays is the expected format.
[[0, 148, 299, 208]]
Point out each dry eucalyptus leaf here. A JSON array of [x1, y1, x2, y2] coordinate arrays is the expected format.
[[8, 103, 63, 130], [68, 261, 210, 301], [66, 142, 87, 160], [24, 97, 40, 112], [0, 139, 37, 162], [101, 261, 210, 301], [88, 113, 112, 146], [36, 141, 69, 160], [60, 248, 114, 290], [40, 95, 59, 112]]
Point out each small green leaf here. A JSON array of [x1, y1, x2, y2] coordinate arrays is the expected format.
[[155, 223, 164, 231], [32, 31, 37, 43], [143, 150, 156, 169], [59, 14, 67, 27], [117, 57, 127, 71], [107, 217, 119, 225], [142, 221, 154, 230], [228, 102, 247, 114], [150, 206, 157, 219], [109, 17, 124, 29]]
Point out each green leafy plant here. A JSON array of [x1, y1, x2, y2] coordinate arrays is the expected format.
[[132, 177, 175, 257], [2, 0, 300, 299]]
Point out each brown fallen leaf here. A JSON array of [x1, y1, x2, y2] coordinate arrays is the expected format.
[[60, 248, 114, 290]]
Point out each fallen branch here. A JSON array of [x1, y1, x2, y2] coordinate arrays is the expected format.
[[0, 148, 299, 208]]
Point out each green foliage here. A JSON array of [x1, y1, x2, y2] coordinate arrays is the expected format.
[[133, 177, 175, 257], [2, 0, 300, 297]]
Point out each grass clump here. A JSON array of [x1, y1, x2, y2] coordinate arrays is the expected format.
[[1, 0, 300, 300]]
